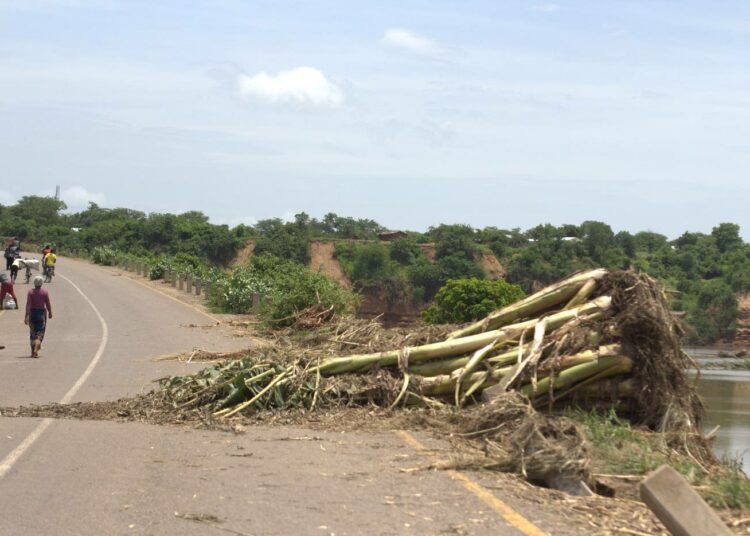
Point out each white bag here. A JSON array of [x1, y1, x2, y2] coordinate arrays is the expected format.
[[4, 297, 16, 310]]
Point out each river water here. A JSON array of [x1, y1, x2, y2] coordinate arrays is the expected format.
[[689, 349, 750, 475]]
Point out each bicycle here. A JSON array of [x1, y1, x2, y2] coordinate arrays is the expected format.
[[44, 265, 55, 283]]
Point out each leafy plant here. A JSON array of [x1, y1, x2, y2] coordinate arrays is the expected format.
[[91, 246, 118, 266], [423, 278, 525, 324]]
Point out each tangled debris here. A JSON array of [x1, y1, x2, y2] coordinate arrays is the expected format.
[[0, 269, 716, 498]]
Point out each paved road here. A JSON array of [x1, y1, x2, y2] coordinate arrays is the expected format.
[[0, 258, 564, 535]]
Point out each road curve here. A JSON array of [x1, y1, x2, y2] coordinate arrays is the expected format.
[[0, 258, 564, 535]]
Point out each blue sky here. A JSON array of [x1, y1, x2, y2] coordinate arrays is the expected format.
[[1, 1, 748, 237]]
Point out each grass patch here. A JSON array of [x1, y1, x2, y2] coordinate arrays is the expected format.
[[567, 408, 750, 509]]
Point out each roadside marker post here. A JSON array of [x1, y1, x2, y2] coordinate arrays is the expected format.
[[186, 274, 193, 293], [640, 465, 731, 536]]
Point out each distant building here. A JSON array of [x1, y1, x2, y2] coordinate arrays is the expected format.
[[378, 230, 408, 241]]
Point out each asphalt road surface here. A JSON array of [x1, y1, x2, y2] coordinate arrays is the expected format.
[[0, 258, 564, 536]]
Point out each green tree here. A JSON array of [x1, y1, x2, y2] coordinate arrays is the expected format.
[[10, 196, 66, 226], [712, 223, 742, 253]]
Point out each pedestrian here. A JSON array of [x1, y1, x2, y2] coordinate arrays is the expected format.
[[4, 245, 13, 271], [0, 274, 17, 309], [24, 276, 52, 358], [10, 256, 25, 283]]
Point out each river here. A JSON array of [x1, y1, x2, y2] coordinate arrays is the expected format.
[[689, 349, 750, 475]]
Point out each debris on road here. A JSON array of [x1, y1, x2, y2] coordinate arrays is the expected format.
[[5, 268, 737, 525]]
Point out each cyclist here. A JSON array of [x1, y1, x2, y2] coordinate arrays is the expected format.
[[44, 248, 57, 282]]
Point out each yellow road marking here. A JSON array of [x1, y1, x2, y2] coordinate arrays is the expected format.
[[396, 430, 548, 536], [121, 272, 222, 324]]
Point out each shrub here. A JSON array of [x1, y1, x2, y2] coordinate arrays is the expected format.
[[213, 266, 274, 313], [423, 278, 525, 324], [91, 246, 118, 266], [212, 255, 357, 326], [389, 238, 422, 265]]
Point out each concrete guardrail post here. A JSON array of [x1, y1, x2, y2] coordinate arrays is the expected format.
[[143, 263, 149, 278], [186, 274, 193, 293], [194, 279, 202, 296], [171, 270, 177, 287], [252, 293, 261, 310], [178, 274, 185, 290], [204, 281, 212, 300]]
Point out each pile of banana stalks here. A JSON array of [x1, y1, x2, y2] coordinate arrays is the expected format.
[[160, 269, 702, 433]]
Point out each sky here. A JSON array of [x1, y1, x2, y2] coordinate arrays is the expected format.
[[1, 0, 749, 238]]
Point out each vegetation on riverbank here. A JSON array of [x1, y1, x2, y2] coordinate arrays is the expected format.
[[3, 195, 750, 343], [571, 408, 750, 509]]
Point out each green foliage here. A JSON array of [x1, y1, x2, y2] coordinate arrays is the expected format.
[[408, 257, 443, 301], [389, 237, 422, 265], [210, 255, 356, 325], [2, 192, 749, 343], [422, 278, 525, 324], [91, 246, 118, 266], [213, 266, 275, 314], [712, 223, 742, 253], [253, 217, 311, 265], [252, 212, 387, 266], [686, 279, 738, 344]]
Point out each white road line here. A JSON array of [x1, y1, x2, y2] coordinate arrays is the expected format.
[[0, 273, 109, 479]]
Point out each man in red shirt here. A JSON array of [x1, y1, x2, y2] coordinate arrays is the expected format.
[[25, 276, 52, 358]]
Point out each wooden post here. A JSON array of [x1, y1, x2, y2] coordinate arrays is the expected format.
[[178, 274, 185, 291], [195, 279, 202, 296], [186, 274, 193, 293], [252, 293, 261, 310]]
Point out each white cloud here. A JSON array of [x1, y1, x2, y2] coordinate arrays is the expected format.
[[381, 28, 442, 56], [0, 190, 16, 206], [533, 3, 560, 12], [61, 186, 106, 211], [227, 215, 257, 227], [237, 67, 343, 107]]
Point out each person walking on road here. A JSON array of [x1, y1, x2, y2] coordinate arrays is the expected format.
[[4, 245, 14, 271], [0, 274, 18, 309], [25, 276, 52, 358]]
